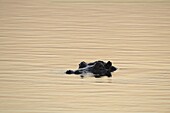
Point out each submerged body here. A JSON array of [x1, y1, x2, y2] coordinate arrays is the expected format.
[[66, 60, 117, 78]]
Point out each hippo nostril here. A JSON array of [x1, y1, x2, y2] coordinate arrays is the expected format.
[[66, 70, 74, 74]]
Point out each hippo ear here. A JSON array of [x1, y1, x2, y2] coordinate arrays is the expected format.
[[105, 61, 112, 69], [110, 66, 117, 72], [106, 71, 112, 77]]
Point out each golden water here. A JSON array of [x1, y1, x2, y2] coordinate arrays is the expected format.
[[0, 0, 170, 113]]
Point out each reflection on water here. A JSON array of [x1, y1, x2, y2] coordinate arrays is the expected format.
[[0, 0, 170, 113]]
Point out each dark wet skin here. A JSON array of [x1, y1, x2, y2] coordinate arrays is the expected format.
[[66, 60, 117, 78]]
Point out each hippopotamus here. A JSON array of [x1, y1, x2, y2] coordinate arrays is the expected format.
[[65, 60, 117, 78]]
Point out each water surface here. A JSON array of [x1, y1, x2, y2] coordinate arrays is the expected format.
[[0, 0, 170, 113]]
